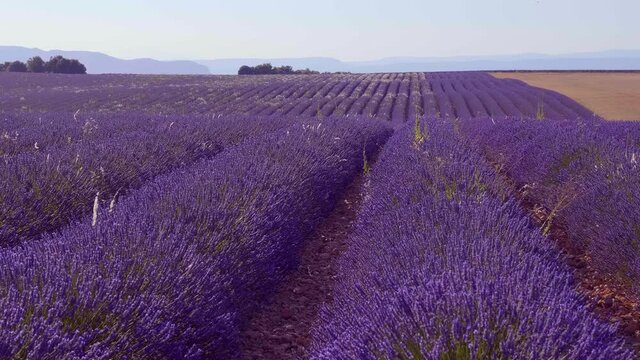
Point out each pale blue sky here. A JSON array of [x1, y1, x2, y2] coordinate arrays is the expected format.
[[0, 0, 638, 61]]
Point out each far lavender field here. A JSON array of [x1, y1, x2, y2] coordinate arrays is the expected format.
[[0, 71, 594, 121], [0, 71, 638, 359]]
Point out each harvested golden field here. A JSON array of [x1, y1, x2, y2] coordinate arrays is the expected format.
[[492, 72, 640, 120]]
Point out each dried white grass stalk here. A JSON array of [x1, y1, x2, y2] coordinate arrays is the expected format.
[[92, 192, 100, 227], [109, 188, 121, 213]]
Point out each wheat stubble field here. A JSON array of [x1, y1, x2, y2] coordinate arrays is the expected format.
[[493, 72, 640, 120]]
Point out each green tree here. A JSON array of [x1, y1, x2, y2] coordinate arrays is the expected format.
[[45, 56, 87, 74], [27, 56, 46, 73], [6, 61, 28, 72], [254, 63, 274, 74], [238, 65, 253, 75]]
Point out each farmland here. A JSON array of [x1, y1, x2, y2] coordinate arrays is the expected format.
[[0, 72, 594, 121], [0, 71, 639, 359]]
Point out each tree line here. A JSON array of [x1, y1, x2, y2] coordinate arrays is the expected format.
[[238, 63, 319, 75], [1, 56, 87, 74]]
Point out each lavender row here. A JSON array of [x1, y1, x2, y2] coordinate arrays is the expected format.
[[0, 117, 392, 359], [0, 114, 292, 246], [310, 119, 628, 358], [463, 117, 640, 298], [0, 111, 212, 157], [426, 72, 598, 120]]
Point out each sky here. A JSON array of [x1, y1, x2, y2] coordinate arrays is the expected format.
[[0, 0, 638, 61]]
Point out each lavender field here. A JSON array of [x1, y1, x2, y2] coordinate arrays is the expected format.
[[0, 71, 639, 359]]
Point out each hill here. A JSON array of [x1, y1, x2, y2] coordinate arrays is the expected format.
[[196, 50, 640, 74], [0, 46, 210, 75]]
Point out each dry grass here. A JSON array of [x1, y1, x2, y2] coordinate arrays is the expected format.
[[492, 72, 640, 121]]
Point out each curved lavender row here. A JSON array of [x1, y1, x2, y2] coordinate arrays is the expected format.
[[310, 120, 629, 358], [500, 77, 597, 120], [466, 77, 520, 117], [444, 79, 473, 119], [332, 76, 370, 117], [395, 75, 412, 121], [0, 117, 392, 359], [405, 74, 422, 120], [463, 117, 640, 298], [426, 72, 598, 121], [377, 77, 400, 121], [364, 80, 390, 118], [301, 81, 350, 117], [347, 79, 379, 117], [460, 87, 490, 118], [428, 76, 455, 118], [0, 115, 293, 246]]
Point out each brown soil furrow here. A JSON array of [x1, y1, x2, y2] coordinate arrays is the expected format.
[[239, 166, 372, 359]]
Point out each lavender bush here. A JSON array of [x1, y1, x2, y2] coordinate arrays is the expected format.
[[0, 114, 295, 246], [310, 119, 629, 358], [463, 117, 640, 299], [0, 117, 391, 358]]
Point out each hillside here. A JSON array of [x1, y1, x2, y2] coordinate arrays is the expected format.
[[0, 46, 210, 75], [196, 50, 640, 74], [4, 46, 640, 75]]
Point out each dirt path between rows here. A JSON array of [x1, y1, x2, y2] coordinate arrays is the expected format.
[[239, 168, 371, 359]]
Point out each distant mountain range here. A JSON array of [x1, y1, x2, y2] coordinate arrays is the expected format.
[[197, 50, 640, 74], [0, 46, 210, 75], [2, 46, 640, 75]]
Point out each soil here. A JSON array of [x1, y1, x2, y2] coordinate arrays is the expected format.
[[239, 169, 371, 359], [491, 72, 640, 121]]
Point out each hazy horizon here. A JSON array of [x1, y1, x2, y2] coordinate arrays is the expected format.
[[4, 45, 640, 63], [1, 0, 638, 61]]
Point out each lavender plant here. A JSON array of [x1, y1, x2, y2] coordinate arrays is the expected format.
[[310, 119, 629, 359], [463, 117, 640, 299], [0, 114, 294, 246], [0, 117, 392, 359]]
